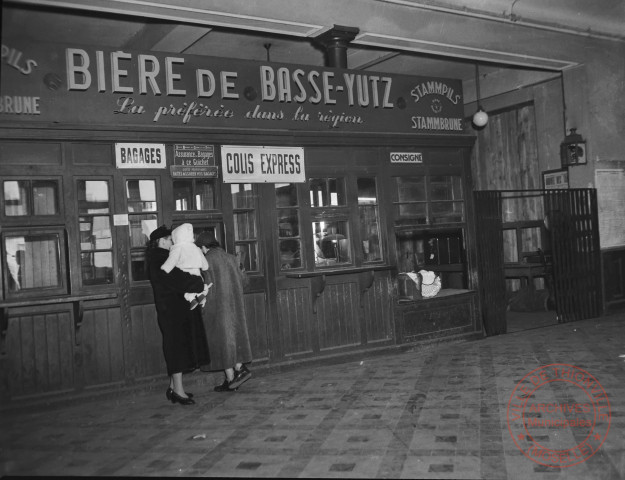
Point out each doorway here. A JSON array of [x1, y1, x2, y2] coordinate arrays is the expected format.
[[475, 189, 602, 335]]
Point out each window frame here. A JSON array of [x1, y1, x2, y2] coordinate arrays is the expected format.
[[75, 176, 117, 289], [357, 176, 384, 264], [172, 177, 220, 213], [275, 182, 303, 273], [1, 226, 69, 300], [231, 183, 262, 274], [123, 175, 162, 284], [308, 176, 354, 269], [0, 176, 65, 226]]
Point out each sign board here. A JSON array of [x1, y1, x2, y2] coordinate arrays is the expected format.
[[1, 40, 465, 135], [221, 146, 305, 183], [595, 168, 625, 248], [390, 152, 423, 163], [171, 144, 218, 178], [115, 143, 166, 168]]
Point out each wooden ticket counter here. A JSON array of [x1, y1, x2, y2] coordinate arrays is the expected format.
[[0, 39, 482, 402]]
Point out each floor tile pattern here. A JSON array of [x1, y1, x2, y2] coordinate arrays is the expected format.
[[1, 312, 624, 479]]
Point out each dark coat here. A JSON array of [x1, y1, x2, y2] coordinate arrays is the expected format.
[[147, 247, 210, 375], [201, 247, 252, 370]]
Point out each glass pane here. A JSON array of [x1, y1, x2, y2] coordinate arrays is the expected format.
[[277, 209, 300, 237], [5, 234, 61, 291], [3, 180, 29, 216], [430, 201, 464, 223], [129, 214, 157, 248], [92, 216, 112, 249], [279, 239, 301, 270], [424, 233, 464, 265], [33, 181, 59, 215], [131, 250, 148, 281], [397, 203, 428, 221], [81, 251, 114, 285], [173, 180, 193, 211], [195, 179, 216, 210], [309, 178, 345, 207], [235, 243, 258, 272], [430, 175, 463, 201], [126, 180, 157, 212], [360, 205, 382, 262], [313, 220, 351, 266], [503, 229, 518, 263], [396, 177, 426, 202], [78, 180, 109, 214], [357, 178, 377, 204], [395, 231, 425, 272], [275, 183, 298, 207], [233, 211, 256, 240], [231, 184, 254, 209]]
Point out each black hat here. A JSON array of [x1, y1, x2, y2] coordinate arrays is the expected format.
[[195, 230, 220, 248], [149, 225, 171, 241]]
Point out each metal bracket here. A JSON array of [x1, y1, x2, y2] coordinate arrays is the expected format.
[[73, 300, 84, 346], [310, 274, 326, 314], [358, 270, 375, 307], [0, 307, 8, 356]]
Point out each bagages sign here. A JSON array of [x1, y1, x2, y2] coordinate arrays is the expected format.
[[1, 41, 465, 134]]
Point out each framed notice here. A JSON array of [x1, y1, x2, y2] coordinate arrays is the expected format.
[[542, 168, 569, 190], [171, 144, 218, 178], [595, 168, 625, 248]]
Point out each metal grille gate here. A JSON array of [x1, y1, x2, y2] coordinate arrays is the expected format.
[[474, 189, 602, 336]]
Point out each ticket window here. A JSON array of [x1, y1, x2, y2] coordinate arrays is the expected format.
[[393, 173, 467, 289], [310, 177, 352, 268], [1, 178, 68, 298]]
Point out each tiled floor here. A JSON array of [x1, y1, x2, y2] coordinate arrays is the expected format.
[[1, 312, 624, 479]]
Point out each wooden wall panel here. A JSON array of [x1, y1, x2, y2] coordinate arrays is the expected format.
[[244, 292, 270, 361], [277, 286, 312, 356], [5, 309, 74, 397], [396, 292, 478, 342], [317, 281, 360, 350], [80, 306, 125, 387], [362, 273, 393, 344], [472, 104, 539, 193], [130, 303, 165, 379]]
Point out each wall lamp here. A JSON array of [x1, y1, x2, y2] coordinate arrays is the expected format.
[[560, 128, 587, 166]]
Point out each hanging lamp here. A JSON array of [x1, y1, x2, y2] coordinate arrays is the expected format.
[[472, 63, 489, 128]]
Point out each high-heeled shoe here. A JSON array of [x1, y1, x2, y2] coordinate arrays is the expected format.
[[166, 387, 193, 401], [169, 390, 195, 405]]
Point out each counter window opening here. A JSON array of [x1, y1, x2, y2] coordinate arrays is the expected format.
[[309, 177, 352, 268], [1, 178, 68, 299], [393, 173, 467, 290], [2, 229, 68, 298]]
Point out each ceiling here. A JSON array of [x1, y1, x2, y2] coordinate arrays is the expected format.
[[3, 0, 625, 102]]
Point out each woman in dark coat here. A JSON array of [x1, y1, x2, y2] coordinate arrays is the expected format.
[[195, 231, 253, 392], [147, 225, 210, 405]]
